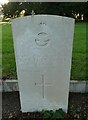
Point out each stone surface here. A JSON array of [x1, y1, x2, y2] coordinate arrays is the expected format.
[[12, 15, 74, 113], [1, 80, 19, 92], [1, 80, 88, 93]]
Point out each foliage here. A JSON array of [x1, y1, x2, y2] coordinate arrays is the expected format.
[[42, 109, 66, 119], [2, 2, 20, 18], [1, 2, 87, 21]]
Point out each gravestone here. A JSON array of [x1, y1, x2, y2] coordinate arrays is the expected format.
[[12, 15, 74, 113]]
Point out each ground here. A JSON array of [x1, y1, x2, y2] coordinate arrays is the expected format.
[[2, 92, 88, 120]]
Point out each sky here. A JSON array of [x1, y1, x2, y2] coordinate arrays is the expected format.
[[0, 0, 9, 5]]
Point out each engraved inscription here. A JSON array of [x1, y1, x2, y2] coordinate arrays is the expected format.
[[40, 22, 46, 25], [35, 32, 50, 46], [34, 74, 52, 99]]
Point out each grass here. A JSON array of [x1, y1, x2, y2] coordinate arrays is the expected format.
[[71, 22, 86, 80], [2, 22, 87, 80], [0, 24, 2, 77], [2, 23, 17, 79]]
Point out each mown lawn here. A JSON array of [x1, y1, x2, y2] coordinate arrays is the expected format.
[[0, 24, 2, 77], [2, 22, 87, 80], [71, 22, 86, 80], [2, 23, 17, 79]]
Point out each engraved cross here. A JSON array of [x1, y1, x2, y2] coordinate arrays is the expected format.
[[34, 74, 52, 98]]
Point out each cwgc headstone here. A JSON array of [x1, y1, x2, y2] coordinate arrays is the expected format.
[[12, 15, 74, 113]]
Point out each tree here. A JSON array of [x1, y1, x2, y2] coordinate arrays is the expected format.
[[2, 2, 20, 18], [1, 2, 87, 21]]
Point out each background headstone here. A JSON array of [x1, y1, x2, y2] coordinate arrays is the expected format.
[[12, 15, 75, 113]]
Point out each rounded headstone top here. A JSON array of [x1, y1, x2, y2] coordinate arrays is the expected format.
[[12, 14, 75, 23]]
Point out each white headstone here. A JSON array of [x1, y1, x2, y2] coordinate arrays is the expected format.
[[12, 15, 75, 113]]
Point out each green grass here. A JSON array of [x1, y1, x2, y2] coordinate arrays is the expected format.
[[0, 24, 2, 76], [71, 22, 86, 80], [2, 22, 87, 80], [2, 23, 17, 79]]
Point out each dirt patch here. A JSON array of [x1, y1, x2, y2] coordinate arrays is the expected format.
[[2, 92, 88, 120]]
